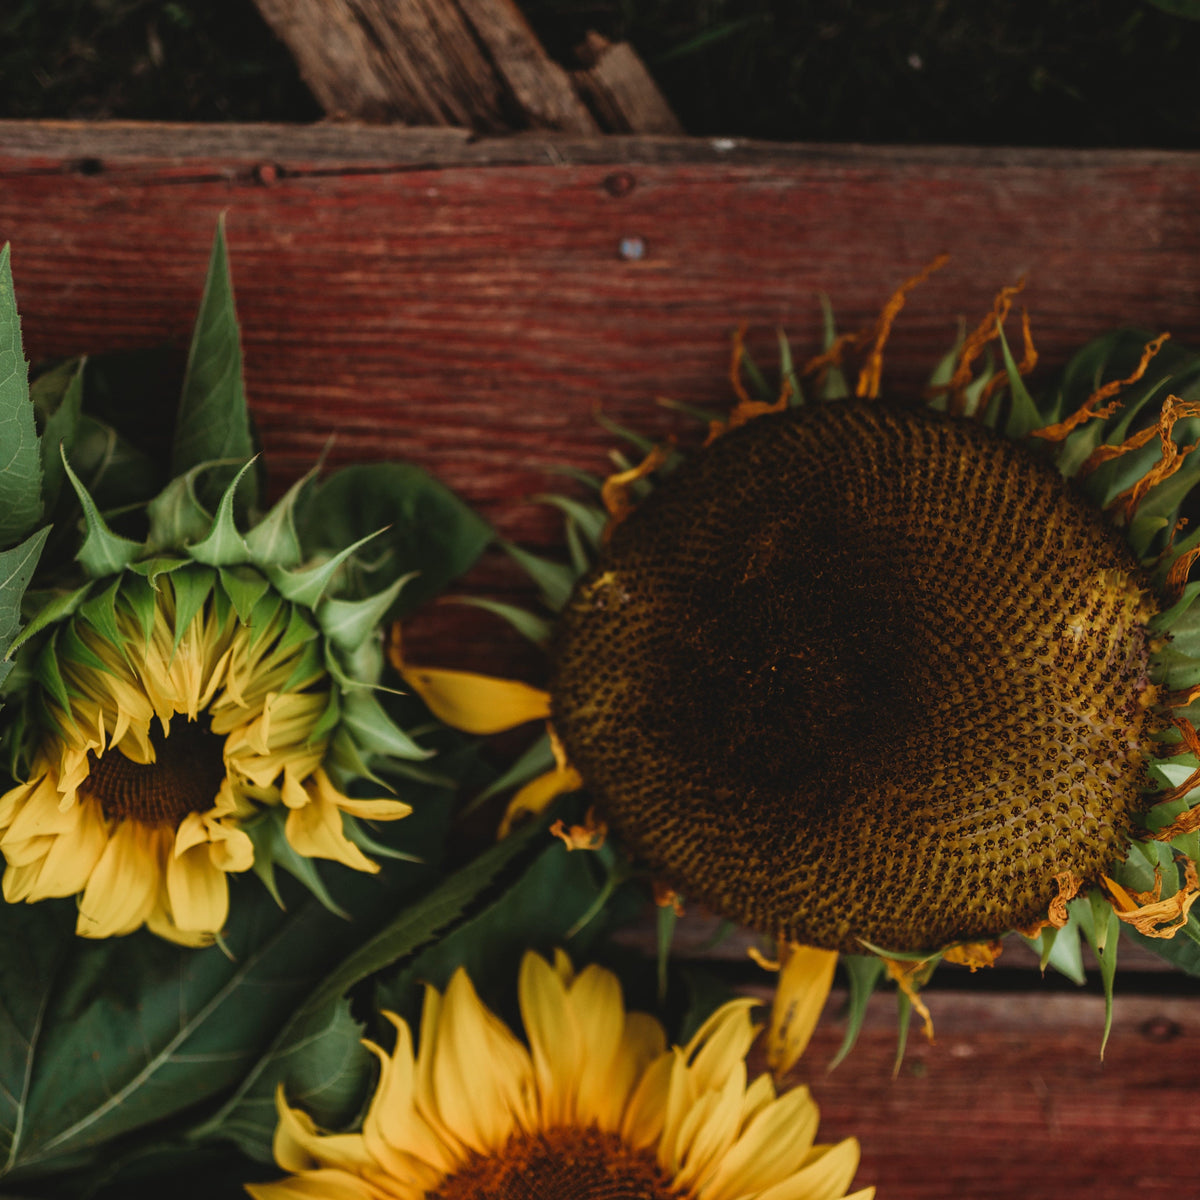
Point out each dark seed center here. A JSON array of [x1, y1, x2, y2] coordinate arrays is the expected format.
[[551, 402, 1165, 952], [432, 1127, 682, 1200], [86, 718, 228, 826]]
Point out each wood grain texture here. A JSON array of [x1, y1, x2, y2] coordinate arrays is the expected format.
[[795, 988, 1200, 1200], [6, 122, 1200, 677], [2, 121, 1200, 1197]]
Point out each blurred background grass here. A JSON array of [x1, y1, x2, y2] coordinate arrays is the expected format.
[[2, 0, 1199, 144]]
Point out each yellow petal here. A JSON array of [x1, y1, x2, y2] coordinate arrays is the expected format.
[[166, 843, 230, 934], [77, 822, 165, 938], [24, 799, 109, 899], [245, 1167, 379, 1200], [428, 969, 533, 1153], [398, 664, 550, 735], [569, 964, 627, 1122], [498, 765, 583, 838], [766, 944, 838, 1077], [703, 1084, 819, 1200], [518, 950, 579, 1124], [591, 1011, 667, 1132], [755, 1138, 862, 1200], [284, 782, 379, 874]]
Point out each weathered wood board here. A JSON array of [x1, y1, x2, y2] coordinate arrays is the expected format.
[[2, 121, 1199, 1198]]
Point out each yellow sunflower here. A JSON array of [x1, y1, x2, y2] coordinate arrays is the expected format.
[[0, 570, 409, 944], [247, 949, 871, 1200], [393, 265, 1200, 1060]]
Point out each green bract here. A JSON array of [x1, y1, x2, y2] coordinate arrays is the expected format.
[[0, 221, 492, 944]]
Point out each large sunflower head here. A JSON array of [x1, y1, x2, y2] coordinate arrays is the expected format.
[[0, 226, 490, 945], [395, 266, 1200, 1054], [247, 948, 872, 1200]]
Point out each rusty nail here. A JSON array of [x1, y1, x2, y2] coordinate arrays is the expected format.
[[603, 171, 636, 198]]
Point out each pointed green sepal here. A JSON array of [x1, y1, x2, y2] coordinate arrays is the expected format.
[[445, 596, 553, 647], [501, 541, 576, 611], [77, 576, 125, 650], [60, 447, 140, 578], [170, 564, 216, 653], [829, 953, 886, 1070], [4, 577, 88, 663], [995, 320, 1043, 438], [145, 464, 216, 552], [317, 573, 414, 654], [187, 459, 257, 567], [266, 530, 386, 609], [535, 494, 606, 550], [218, 564, 271, 624], [340, 814, 422, 864], [245, 808, 349, 919], [340, 689, 433, 762], [245, 465, 318, 570], [116, 570, 159, 650]]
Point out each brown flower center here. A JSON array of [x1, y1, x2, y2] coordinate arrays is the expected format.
[[86, 717, 228, 826], [551, 402, 1165, 952], [432, 1127, 682, 1200]]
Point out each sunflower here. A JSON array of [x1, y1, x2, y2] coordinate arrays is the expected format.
[[0, 566, 408, 944], [394, 264, 1200, 1060], [0, 225, 480, 944], [247, 949, 871, 1200]]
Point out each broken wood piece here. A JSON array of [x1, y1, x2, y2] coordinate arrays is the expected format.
[[573, 31, 684, 136], [251, 0, 598, 132]]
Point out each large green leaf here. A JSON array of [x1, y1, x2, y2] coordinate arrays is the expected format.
[[30, 357, 85, 518], [0, 245, 44, 547], [0, 757, 461, 1185], [172, 219, 255, 511], [194, 812, 547, 1159], [299, 464, 492, 613], [0, 527, 51, 694]]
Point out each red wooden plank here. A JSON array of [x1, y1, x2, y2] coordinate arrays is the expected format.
[[799, 989, 1200, 1200], [4, 122, 1200, 561]]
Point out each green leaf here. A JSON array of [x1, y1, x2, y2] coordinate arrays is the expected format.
[[187, 460, 256, 567], [0, 529, 52, 670], [502, 541, 577, 611], [446, 596, 553, 647], [817, 294, 849, 401], [59, 450, 140, 578], [31, 357, 85, 517], [0, 245, 44, 547], [299, 464, 492, 614], [172, 218, 256, 511], [1074, 895, 1121, 1056], [194, 816, 547, 1158], [829, 954, 885, 1070]]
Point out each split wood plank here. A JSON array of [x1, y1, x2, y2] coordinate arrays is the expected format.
[[250, 0, 679, 134]]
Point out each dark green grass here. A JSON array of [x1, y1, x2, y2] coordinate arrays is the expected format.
[[3, 0, 1200, 145]]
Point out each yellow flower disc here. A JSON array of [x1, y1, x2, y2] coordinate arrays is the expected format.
[[550, 402, 1166, 953]]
